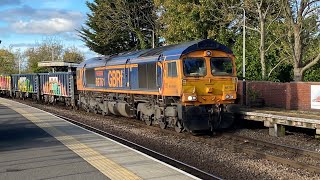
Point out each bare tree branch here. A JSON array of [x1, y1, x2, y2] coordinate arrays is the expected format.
[[245, 25, 261, 33], [266, 6, 283, 30], [302, 5, 320, 17], [268, 57, 287, 77], [306, 0, 319, 7], [302, 52, 320, 73], [265, 34, 287, 52]]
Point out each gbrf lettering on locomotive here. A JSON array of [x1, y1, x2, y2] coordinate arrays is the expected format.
[[107, 69, 123, 88]]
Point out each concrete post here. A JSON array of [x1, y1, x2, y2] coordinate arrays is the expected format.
[[316, 129, 320, 139], [269, 124, 285, 137]]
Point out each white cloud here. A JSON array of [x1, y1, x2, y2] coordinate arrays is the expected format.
[[12, 18, 76, 34]]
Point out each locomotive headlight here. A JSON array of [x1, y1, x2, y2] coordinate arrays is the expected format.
[[204, 50, 212, 57], [187, 95, 197, 101], [224, 94, 235, 100]]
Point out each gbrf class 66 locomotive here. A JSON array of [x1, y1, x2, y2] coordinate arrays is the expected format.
[[77, 39, 237, 132], [0, 39, 237, 133]]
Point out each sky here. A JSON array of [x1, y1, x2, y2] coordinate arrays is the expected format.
[[0, 0, 97, 58]]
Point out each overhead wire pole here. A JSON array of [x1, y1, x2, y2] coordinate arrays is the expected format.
[[18, 55, 21, 74], [241, 8, 246, 105], [242, 8, 246, 82], [51, 46, 55, 73], [152, 29, 155, 48], [142, 28, 155, 48], [242, 7, 247, 105], [230, 6, 246, 105]]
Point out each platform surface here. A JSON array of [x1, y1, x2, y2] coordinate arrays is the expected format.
[[0, 98, 198, 180]]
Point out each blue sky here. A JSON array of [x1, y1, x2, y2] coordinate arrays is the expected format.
[[0, 0, 96, 58]]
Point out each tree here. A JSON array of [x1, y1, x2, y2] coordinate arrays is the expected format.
[[238, 0, 286, 80], [0, 49, 16, 74], [24, 37, 84, 73], [281, 0, 320, 81], [24, 47, 49, 73], [79, 0, 156, 55], [63, 46, 84, 63], [24, 37, 64, 73], [155, 0, 237, 45]]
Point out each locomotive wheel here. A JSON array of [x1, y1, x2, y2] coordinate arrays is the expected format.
[[145, 116, 152, 126], [159, 120, 167, 129], [175, 121, 183, 133], [140, 112, 152, 126]]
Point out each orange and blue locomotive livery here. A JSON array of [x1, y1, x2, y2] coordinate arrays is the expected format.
[[77, 39, 237, 132]]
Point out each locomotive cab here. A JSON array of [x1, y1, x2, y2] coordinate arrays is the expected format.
[[176, 49, 237, 132], [180, 50, 237, 105]]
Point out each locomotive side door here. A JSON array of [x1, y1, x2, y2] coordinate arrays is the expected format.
[[125, 58, 131, 89], [156, 57, 163, 93], [162, 60, 181, 96]]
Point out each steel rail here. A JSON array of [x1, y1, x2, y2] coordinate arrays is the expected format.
[[225, 134, 320, 174], [11, 98, 320, 175], [231, 145, 320, 174], [53, 114, 222, 180], [225, 134, 320, 159]]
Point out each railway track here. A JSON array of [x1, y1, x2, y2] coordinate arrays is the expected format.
[[10, 98, 320, 177], [225, 134, 320, 174], [57, 109, 320, 175], [115, 116, 320, 174], [53, 113, 222, 180]]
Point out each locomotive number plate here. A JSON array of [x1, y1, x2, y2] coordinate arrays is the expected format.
[[223, 85, 235, 91]]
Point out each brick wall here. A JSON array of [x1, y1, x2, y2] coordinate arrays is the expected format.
[[237, 81, 320, 111]]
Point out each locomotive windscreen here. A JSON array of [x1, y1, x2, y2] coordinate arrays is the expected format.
[[85, 68, 95, 87]]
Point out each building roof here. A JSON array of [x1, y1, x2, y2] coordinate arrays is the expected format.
[[38, 61, 80, 68]]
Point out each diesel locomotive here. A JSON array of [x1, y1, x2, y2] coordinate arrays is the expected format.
[[0, 39, 237, 133]]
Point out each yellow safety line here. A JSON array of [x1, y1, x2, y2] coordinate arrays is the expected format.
[[0, 99, 142, 180]]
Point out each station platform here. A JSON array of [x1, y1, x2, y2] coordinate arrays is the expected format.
[[0, 98, 199, 180], [238, 107, 320, 137]]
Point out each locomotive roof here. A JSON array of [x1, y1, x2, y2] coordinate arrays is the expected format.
[[80, 39, 233, 68]]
